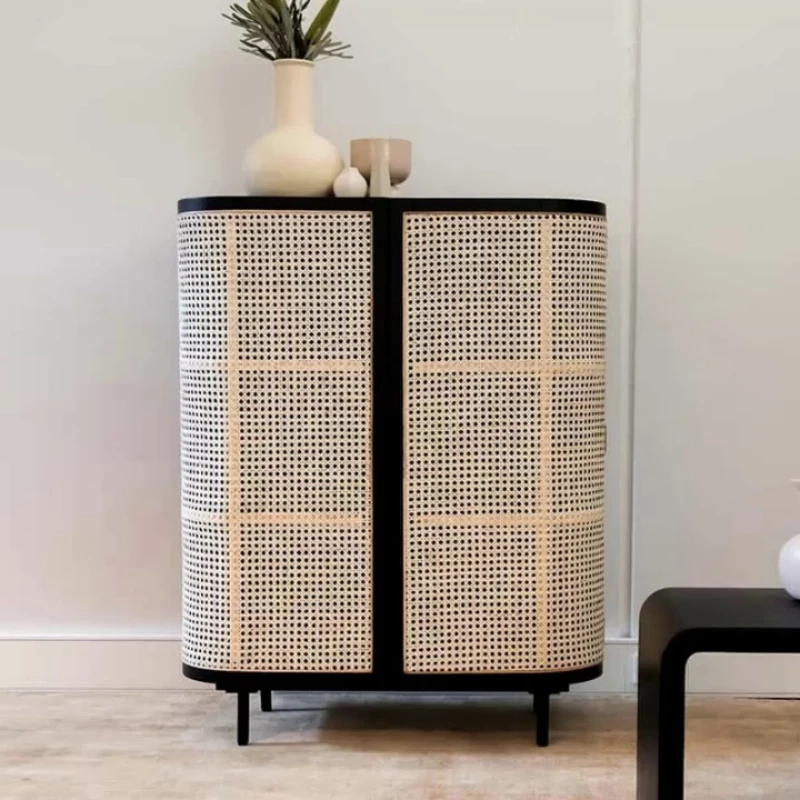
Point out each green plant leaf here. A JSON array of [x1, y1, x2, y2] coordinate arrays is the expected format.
[[248, 0, 278, 20], [241, 43, 275, 60], [305, 30, 330, 59], [259, 0, 286, 16], [306, 0, 341, 46], [289, 0, 308, 57], [224, 0, 350, 62], [260, 0, 293, 56]]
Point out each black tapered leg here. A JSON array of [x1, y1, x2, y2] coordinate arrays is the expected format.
[[260, 690, 272, 712], [237, 692, 250, 746], [535, 692, 550, 747]]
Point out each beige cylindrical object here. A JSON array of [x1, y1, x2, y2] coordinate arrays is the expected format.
[[273, 59, 314, 127], [351, 138, 412, 188], [369, 140, 392, 198], [244, 60, 343, 197]]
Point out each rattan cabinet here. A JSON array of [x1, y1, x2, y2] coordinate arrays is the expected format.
[[178, 197, 607, 746]]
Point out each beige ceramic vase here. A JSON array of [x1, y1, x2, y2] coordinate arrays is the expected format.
[[244, 60, 343, 197]]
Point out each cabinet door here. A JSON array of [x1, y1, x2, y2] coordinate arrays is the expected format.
[[403, 210, 607, 674], [179, 210, 373, 673]]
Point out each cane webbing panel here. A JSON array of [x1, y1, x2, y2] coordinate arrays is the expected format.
[[182, 520, 231, 670], [404, 212, 607, 674], [239, 526, 371, 671], [179, 211, 372, 673], [238, 370, 370, 516], [408, 372, 543, 517]]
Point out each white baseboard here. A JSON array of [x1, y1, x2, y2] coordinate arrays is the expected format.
[[0, 639, 201, 690], [685, 652, 800, 696], [1, 638, 798, 694]]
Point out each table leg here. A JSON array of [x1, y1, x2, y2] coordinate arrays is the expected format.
[[637, 645, 688, 799], [535, 691, 550, 747], [237, 692, 250, 746]]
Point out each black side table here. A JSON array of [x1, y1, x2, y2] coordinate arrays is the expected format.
[[637, 588, 800, 800]]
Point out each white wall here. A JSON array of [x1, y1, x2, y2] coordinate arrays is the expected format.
[[632, 0, 800, 611], [630, 0, 800, 691], [0, 0, 634, 660]]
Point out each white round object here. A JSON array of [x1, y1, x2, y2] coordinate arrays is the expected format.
[[779, 534, 800, 599], [781, 479, 800, 598], [333, 167, 368, 198], [244, 128, 343, 197]]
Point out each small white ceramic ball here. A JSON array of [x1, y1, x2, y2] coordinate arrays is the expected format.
[[779, 479, 800, 599], [333, 167, 368, 199], [779, 535, 800, 599]]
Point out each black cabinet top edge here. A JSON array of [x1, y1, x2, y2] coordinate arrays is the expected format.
[[178, 197, 607, 216]]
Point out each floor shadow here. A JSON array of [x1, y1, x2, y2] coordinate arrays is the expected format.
[[251, 692, 628, 754]]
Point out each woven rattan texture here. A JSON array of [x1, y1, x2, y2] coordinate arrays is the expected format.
[[404, 212, 607, 674], [178, 211, 373, 673]]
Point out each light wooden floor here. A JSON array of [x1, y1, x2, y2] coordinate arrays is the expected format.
[[0, 692, 799, 799]]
